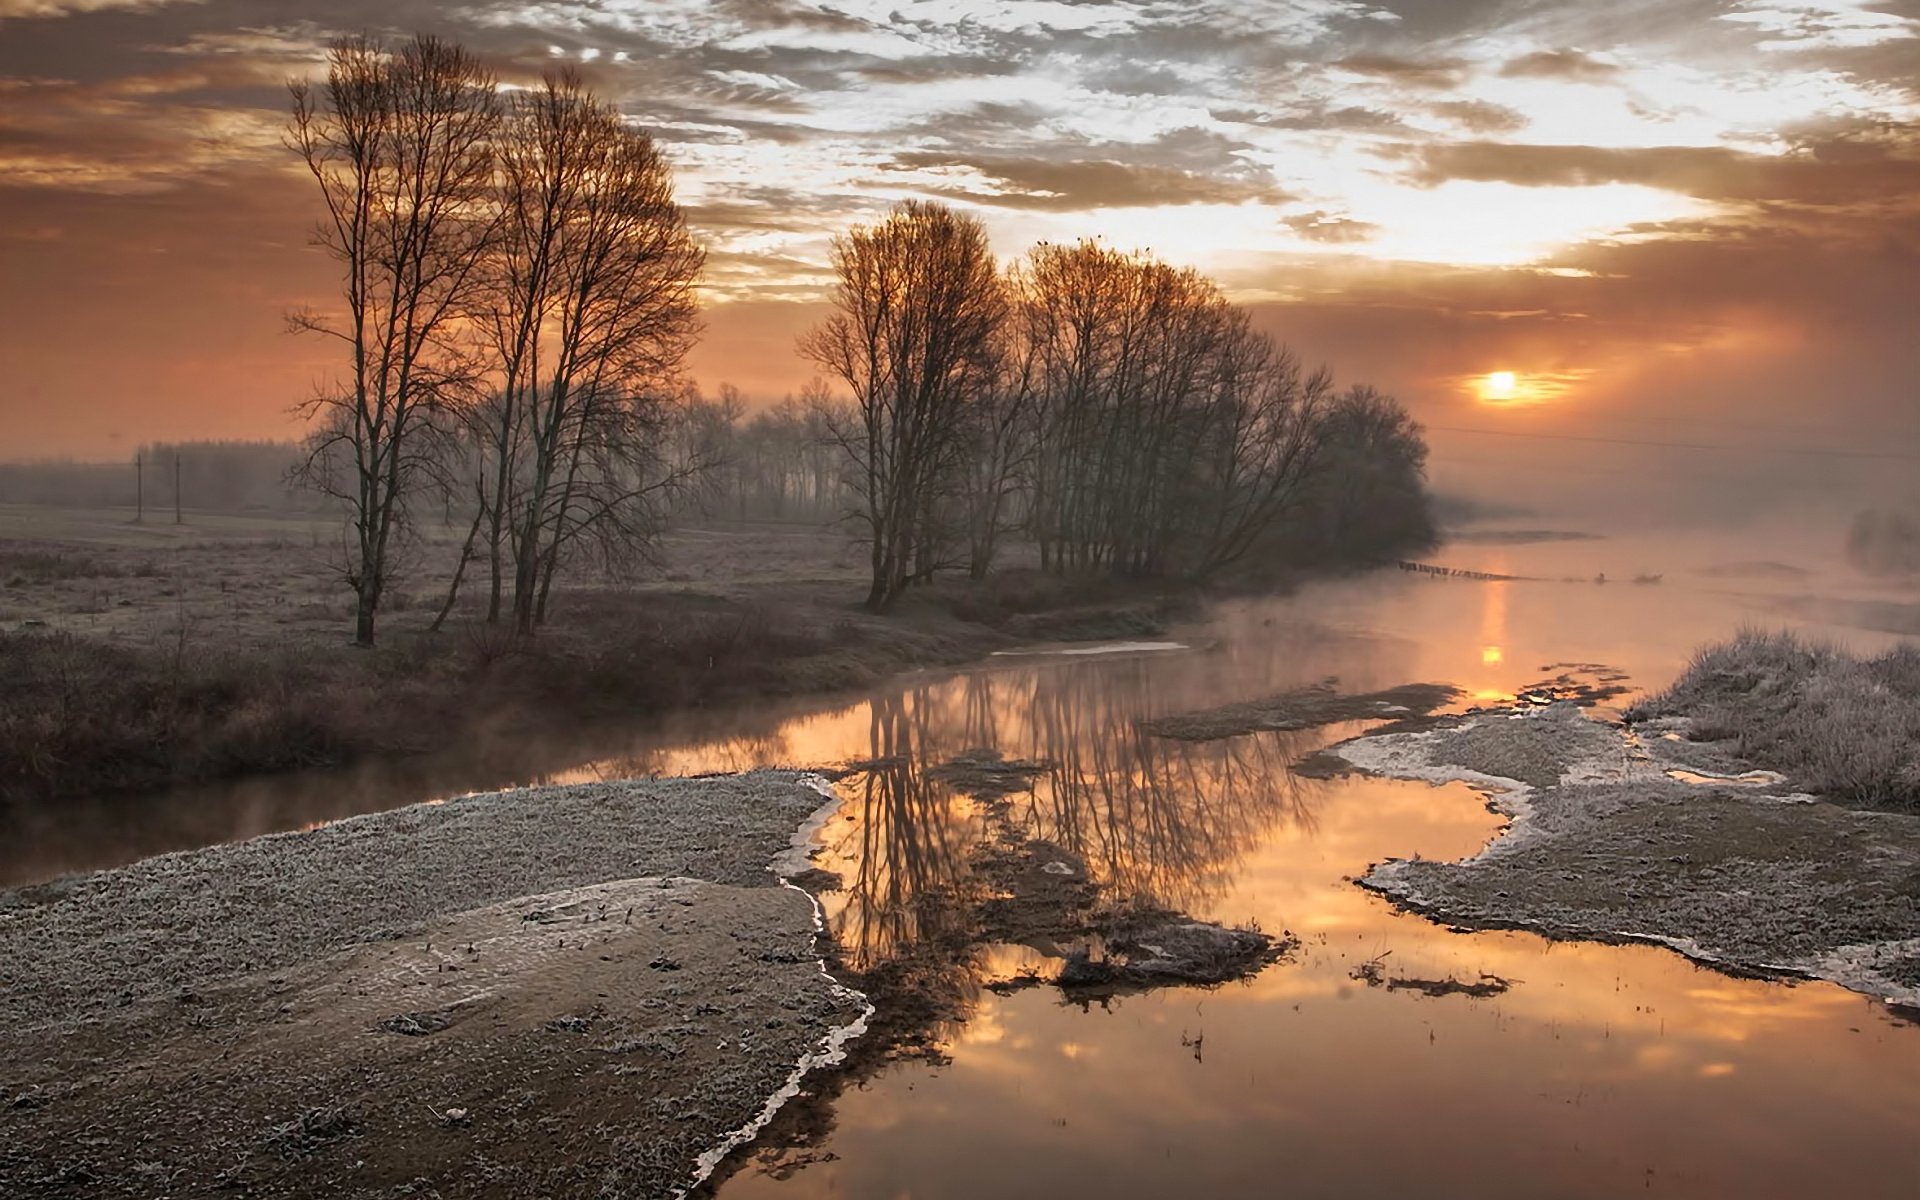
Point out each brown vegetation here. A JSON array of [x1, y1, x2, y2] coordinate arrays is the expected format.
[[0, 521, 1009, 805], [1628, 629, 1920, 809]]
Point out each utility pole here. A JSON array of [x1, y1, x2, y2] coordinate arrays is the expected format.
[[173, 453, 182, 525], [135, 451, 144, 523]]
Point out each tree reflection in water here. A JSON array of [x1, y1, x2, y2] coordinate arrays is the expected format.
[[818, 660, 1337, 977]]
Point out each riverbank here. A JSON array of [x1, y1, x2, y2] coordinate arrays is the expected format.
[[1334, 690, 1920, 1009], [0, 771, 868, 1198], [0, 517, 1186, 806]]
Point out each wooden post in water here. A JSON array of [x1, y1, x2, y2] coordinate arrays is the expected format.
[[173, 453, 182, 525], [134, 451, 144, 523]]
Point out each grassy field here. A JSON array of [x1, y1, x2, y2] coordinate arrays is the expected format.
[[0, 504, 1172, 804], [0, 503, 874, 644]]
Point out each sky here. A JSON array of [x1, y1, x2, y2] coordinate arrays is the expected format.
[[1, 0, 1917, 514]]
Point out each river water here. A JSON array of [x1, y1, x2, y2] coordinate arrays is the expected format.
[[8, 522, 1920, 1196]]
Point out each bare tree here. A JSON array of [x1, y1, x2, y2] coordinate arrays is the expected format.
[[961, 325, 1037, 578], [289, 36, 501, 646], [1012, 240, 1336, 581], [801, 201, 1005, 611], [447, 70, 704, 634]]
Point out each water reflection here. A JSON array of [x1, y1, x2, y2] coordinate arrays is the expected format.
[[725, 768, 1920, 1200], [815, 671, 1333, 972]]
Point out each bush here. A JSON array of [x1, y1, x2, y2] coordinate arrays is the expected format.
[[0, 629, 440, 802], [1631, 629, 1920, 808]]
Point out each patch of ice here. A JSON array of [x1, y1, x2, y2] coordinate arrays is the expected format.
[[1333, 723, 1541, 867], [1808, 939, 1920, 1011], [1665, 768, 1786, 787], [991, 641, 1188, 658], [768, 775, 842, 879], [680, 776, 872, 1200]]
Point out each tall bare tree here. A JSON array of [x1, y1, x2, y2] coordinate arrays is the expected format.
[[450, 70, 704, 634], [1012, 240, 1334, 580], [289, 36, 501, 646], [801, 201, 1005, 611]]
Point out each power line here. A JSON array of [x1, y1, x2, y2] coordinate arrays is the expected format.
[[1423, 424, 1920, 463]]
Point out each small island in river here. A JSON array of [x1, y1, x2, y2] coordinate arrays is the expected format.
[[1332, 632, 1920, 1009]]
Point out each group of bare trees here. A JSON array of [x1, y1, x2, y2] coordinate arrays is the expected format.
[[290, 36, 702, 645], [286, 38, 1431, 637], [802, 202, 1006, 610], [802, 203, 1433, 611]]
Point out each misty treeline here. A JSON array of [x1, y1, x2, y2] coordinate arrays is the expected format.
[[284, 34, 1431, 642], [0, 442, 316, 513], [797, 202, 1434, 610], [1847, 508, 1920, 577]]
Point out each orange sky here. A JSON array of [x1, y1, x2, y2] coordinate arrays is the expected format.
[[2, 0, 1917, 514]]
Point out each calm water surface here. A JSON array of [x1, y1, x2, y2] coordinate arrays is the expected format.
[[8, 524, 1920, 1197]]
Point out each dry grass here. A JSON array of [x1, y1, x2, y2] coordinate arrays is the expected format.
[[0, 505, 1226, 804], [1630, 629, 1920, 808], [0, 595, 993, 804], [0, 512, 1017, 803]]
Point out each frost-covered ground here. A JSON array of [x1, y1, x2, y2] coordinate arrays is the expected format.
[[1337, 702, 1920, 1009], [0, 772, 868, 1199]]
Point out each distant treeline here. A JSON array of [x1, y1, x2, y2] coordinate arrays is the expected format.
[[0, 441, 323, 513], [1847, 508, 1920, 576], [676, 391, 846, 525]]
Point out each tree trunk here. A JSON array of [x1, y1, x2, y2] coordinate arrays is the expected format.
[[431, 501, 488, 632]]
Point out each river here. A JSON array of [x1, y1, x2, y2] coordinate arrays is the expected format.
[[8, 520, 1920, 1197]]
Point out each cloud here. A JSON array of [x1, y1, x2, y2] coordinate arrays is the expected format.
[[1284, 210, 1380, 243], [1334, 53, 1467, 89], [885, 151, 1283, 210], [1426, 99, 1527, 134], [1406, 135, 1920, 212], [1499, 48, 1621, 81], [0, 0, 198, 17], [1719, 0, 1920, 51], [1215, 103, 1409, 134]]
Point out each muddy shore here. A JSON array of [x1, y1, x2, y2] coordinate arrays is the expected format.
[[1334, 701, 1920, 1008], [0, 772, 868, 1199]]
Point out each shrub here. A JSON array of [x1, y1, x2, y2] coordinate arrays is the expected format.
[[1631, 629, 1920, 808]]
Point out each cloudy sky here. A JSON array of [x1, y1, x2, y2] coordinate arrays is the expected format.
[[2, 0, 1916, 511]]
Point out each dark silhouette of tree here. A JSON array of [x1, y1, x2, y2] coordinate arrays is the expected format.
[[801, 201, 1006, 611], [288, 36, 502, 646], [1012, 240, 1338, 581], [438, 70, 705, 635], [1248, 384, 1437, 574]]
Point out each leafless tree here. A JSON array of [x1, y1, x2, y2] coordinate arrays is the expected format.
[[959, 324, 1038, 578], [448, 70, 705, 634], [288, 35, 501, 646], [1254, 383, 1435, 571], [1012, 240, 1337, 581], [801, 201, 1006, 611]]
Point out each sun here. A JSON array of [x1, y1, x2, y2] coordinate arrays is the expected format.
[[1483, 371, 1518, 402]]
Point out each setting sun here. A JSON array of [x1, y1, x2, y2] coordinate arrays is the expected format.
[[1483, 371, 1518, 402]]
